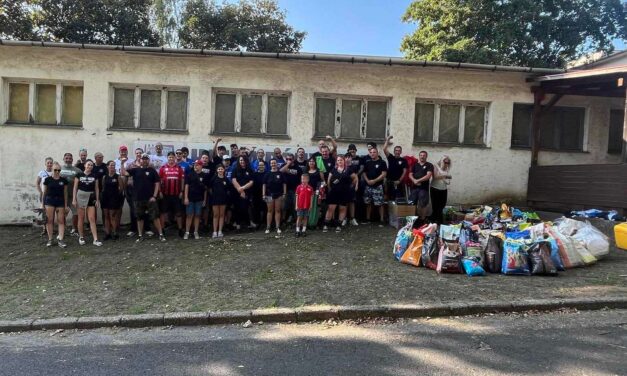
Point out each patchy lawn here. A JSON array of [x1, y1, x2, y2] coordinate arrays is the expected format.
[[0, 223, 625, 320]]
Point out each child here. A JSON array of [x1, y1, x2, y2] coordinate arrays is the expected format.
[[295, 173, 314, 237]]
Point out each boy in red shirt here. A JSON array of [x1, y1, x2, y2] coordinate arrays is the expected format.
[[295, 174, 314, 237]]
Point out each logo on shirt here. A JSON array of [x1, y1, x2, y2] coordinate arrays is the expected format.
[[398, 161, 402, 165], [375, 164, 379, 168], [145, 171, 150, 176], [59, 182, 64, 186], [200, 178, 203, 182]]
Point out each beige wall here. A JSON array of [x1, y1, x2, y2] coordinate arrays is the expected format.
[[0, 46, 621, 224]]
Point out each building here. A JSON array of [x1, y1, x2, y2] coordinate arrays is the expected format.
[[0, 40, 625, 224]]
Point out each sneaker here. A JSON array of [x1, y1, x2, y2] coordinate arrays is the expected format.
[[341, 219, 347, 227], [183, 232, 189, 240], [159, 234, 166, 242], [93, 240, 103, 247], [145, 231, 155, 237], [350, 218, 359, 226], [217, 232, 224, 238], [46, 240, 53, 247], [234, 224, 241, 231], [378, 222, 385, 228], [212, 232, 218, 239], [78, 237, 86, 246], [70, 229, 79, 237], [336, 226, 341, 233], [127, 231, 136, 237], [194, 232, 200, 240], [265, 228, 271, 234], [249, 221, 258, 228], [57, 240, 67, 248], [323, 226, 329, 233], [136, 236, 144, 243], [277, 228, 282, 235]]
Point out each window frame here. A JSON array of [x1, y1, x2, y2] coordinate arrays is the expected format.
[[510, 102, 589, 152], [413, 98, 489, 147], [108, 84, 190, 133], [211, 88, 291, 138], [313, 93, 391, 142], [2, 78, 84, 127]]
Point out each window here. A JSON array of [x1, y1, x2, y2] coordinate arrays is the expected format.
[[608, 109, 623, 154], [511, 104, 585, 151], [110, 86, 188, 131], [314, 95, 390, 140], [4, 80, 83, 126], [212, 89, 289, 136], [413, 100, 487, 145]]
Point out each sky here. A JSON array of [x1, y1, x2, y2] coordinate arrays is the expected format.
[[276, 0, 625, 57]]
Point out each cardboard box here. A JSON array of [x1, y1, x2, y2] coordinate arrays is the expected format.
[[389, 202, 416, 228]]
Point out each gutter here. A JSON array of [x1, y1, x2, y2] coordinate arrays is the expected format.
[[0, 39, 565, 75]]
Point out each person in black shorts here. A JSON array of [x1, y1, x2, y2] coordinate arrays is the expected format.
[[43, 162, 69, 248], [324, 156, 358, 233], [210, 164, 229, 238], [121, 153, 166, 242], [101, 160, 125, 241], [72, 160, 102, 246], [184, 160, 208, 240], [231, 156, 255, 231], [409, 151, 434, 220], [383, 135, 408, 201], [251, 160, 267, 227], [263, 158, 286, 235], [279, 153, 302, 224], [306, 157, 325, 191]]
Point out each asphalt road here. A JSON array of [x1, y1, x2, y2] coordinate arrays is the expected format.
[[0, 309, 625, 376]]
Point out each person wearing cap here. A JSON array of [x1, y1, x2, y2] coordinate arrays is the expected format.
[[183, 159, 208, 239], [150, 142, 168, 169], [75, 148, 88, 171], [114, 145, 129, 174], [383, 135, 408, 201], [120, 153, 166, 242]]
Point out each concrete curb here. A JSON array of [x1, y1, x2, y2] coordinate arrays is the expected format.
[[1, 297, 625, 333]]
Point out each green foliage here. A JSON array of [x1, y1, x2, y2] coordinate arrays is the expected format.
[[401, 0, 627, 68], [179, 0, 306, 52], [151, 0, 185, 47], [0, 1, 36, 40]]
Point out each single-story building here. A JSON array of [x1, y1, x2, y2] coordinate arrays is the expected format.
[[0, 40, 625, 224]]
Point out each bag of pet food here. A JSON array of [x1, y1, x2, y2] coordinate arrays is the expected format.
[[400, 229, 424, 267], [502, 239, 530, 275], [421, 233, 439, 270], [483, 234, 504, 273], [393, 217, 417, 261], [545, 237, 565, 271], [462, 256, 486, 276], [439, 224, 461, 241], [436, 241, 462, 274], [527, 241, 558, 276], [547, 226, 584, 268], [464, 241, 484, 263]]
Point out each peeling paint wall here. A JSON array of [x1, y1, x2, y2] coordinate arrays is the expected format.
[[0, 46, 622, 224]]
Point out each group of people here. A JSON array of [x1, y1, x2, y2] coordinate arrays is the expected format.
[[37, 135, 452, 247]]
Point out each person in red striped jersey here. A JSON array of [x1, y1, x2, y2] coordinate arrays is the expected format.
[[159, 152, 185, 236]]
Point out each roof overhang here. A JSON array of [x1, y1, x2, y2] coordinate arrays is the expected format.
[[528, 65, 627, 98]]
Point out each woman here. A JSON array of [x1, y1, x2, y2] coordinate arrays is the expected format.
[[36, 157, 54, 235], [251, 160, 267, 227], [184, 160, 208, 240], [72, 160, 102, 246], [430, 155, 452, 225], [263, 159, 286, 234], [324, 156, 358, 233], [42, 162, 68, 248], [306, 157, 325, 191], [210, 164, 229, 238], [101, 160, 125, 240], [231, 156, 255, 231]]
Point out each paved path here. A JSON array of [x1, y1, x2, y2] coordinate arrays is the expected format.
[[1, 309, 625, 375]]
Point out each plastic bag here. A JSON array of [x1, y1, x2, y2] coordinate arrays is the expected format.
[[462, 257, 486, 276], [527, 241, 558, 276], [484, 234, 504, 273], [393, 217, 417, 261], [571, 223, 609, 259], [439, 224, 461, 241], [421, 233, 439, 270], [555, 217, 585, 237], [547, 227, 585, 268], [546, 237, 565, 271], [528, 223, 546, 241], [400, 229, 423, 267], [502, 239, 530, 275], [437, 241, 462, 274], [572, 239, 597, 265], [505, 229, 531, 240]]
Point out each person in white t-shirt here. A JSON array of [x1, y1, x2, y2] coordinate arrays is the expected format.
[[36, 157, 54, 208], [150, 142, 168, 169]]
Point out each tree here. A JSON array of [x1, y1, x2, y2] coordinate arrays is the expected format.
[[151, 0, 185, 47], [179, 0, 305, 52], [401, 0, 627, 68], [0, 1, 36, 40]]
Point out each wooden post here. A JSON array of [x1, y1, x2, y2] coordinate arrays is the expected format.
[[530, 90, 544, 166], [622, 87, 627, 163]]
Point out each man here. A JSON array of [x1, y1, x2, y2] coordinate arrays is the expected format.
[[311, 135, 337, 159], [75, 148, 88, 171], [60, 153, 82, 235], [363, 147, 387, 226], [180, 147, 193, 164], [150, 142, 168, 169], [294, 147, 308, 173], [318, 145, 335, 180], [212, 138, 227, 165], [383, 136, 408, 201], [121, 153, 165, 242], [114, 145, 129, 174], [251, 149, 266, 172], [273, 147, 286, 168], [344, 151, 360, 226], [229, 143, 240, 165], [175, 149, 191, 172], [122, 148, 145, 236], [159, 152, 185, 236], [409, 151, 434, 220], [280, 153, 302, 223], [93, 152, 107, 223], [114, 145, 131, 234]]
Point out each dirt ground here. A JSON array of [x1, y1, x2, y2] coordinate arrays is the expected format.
[[0, 222, 625, 320]]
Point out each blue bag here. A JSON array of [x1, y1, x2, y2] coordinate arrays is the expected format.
[[546, 237, 565, 271], [462, 257, 486, 276], [502, 239, 530, 275]]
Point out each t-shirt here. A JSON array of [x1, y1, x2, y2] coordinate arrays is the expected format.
[[233, 168, 253, 188], [38, 170, 52, 192], [282, 165, 302, 191], [128, 167, 160, 201], [102, 173, 122, 195], [264, 170, 285, 197], [43, 176, 68, 201], [150, 154, 168, 170], [177, 160, 191, 172], [209, 175, 229, 198], [363, 158, 388, 187], [307, 170, 323, 190], [159, 164, 184, 196], [348, 158, 362, 175], [60, 164, 82, 200], [274, 157, 286, 169], [319, 156, 335, 179], [76, 171, 98, 193], [185, 170, 208, 202], [93, 163, 107, 189], [329, 168, 353, 191], [114, 159, 126, 174], [412, 162, 434, 190], [386, 154, 408, 181], [75, 160, 87, 172], [201, 161, 215, 178], [294, 159, 308, 174], [296, 184, 314, 210]]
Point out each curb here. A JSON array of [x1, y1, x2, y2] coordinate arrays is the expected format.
[[1, 297, 625, 333]]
